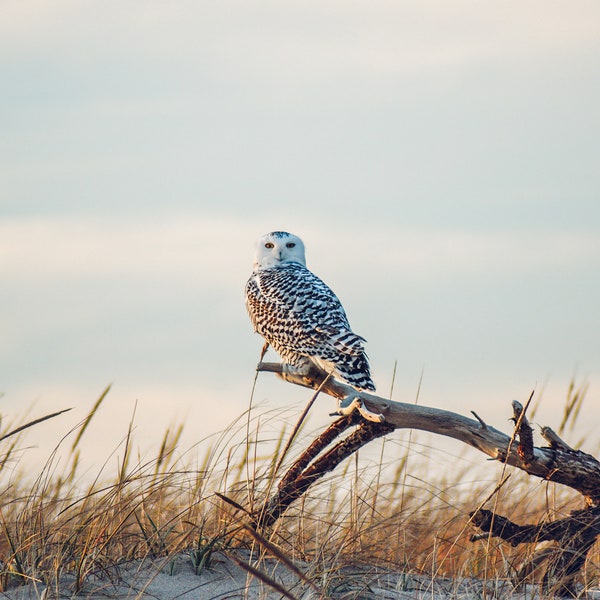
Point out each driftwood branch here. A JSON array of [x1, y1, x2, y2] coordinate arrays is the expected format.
[[254, 413, 395, 528], [255, 361, 600, 595], [470, 506, 600, 596], [258, 361, 600, 506], [470, 506, 600, 547]]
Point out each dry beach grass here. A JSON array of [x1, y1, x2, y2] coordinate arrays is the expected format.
[[0, 381, 598, 598]]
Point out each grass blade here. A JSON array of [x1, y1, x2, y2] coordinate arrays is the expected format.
[[230, 553, 301, 600], [0, 408, 72, 444], [242, 524, 321, 595], [71, 384, 111, 452]]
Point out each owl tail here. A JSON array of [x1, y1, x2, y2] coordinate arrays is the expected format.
[[333, 353, 376, 392]]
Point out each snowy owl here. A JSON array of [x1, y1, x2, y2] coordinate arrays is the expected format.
[[245, 231, 375, 391]]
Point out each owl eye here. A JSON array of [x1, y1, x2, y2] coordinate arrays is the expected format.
[[265, 242, 274, 249], [286, 242, 296, 248]]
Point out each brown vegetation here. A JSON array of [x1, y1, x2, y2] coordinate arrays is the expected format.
[[0, 380, 597, 598]]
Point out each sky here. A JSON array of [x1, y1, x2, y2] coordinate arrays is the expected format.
[[2, 1, 599, 476]]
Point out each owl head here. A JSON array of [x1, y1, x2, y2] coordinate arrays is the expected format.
[[253, 231, 306, 269]]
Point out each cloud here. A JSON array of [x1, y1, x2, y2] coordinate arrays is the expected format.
[[3, 216, 597, 290], [304, 225, 600, 289], [2, 2, 599, 80], [0, 215, 250, 284], [386, 229, 598, 278]]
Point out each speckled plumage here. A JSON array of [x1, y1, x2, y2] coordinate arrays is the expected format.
[[245, 231, 375, 391]]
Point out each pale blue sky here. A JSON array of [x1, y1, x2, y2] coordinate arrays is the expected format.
[[2, 1, 599, 470]]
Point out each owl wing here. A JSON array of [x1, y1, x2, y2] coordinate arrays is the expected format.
[[245, 264, 365, 358]]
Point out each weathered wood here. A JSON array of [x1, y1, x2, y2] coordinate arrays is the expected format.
[[257, 362, 600, 506], [512, 399, 535, 465], [256, 361, 600, 594], [255, 414, 395, 528], [471, 507, 600, 596], [470, 507, 600, 546]]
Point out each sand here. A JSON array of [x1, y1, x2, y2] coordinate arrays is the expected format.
[[2, 550, 598, 599]]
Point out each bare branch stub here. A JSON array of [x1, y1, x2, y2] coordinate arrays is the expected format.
[[541, 426, 576, 452], [512, 400, 535, 466]]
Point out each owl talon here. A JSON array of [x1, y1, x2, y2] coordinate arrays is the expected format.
[[358, 402, 385, 423], [334, 396, 361, 416], [331, 395, 385, 423]]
